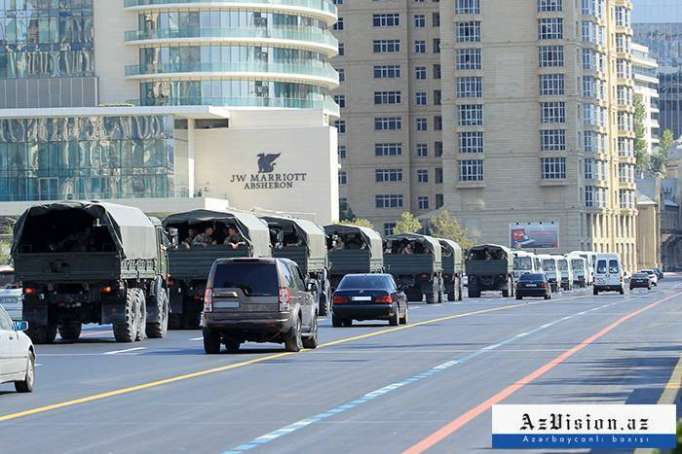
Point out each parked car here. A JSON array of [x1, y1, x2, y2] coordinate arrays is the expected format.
[[630, 272, 652, 291], [515, 273, 552, 300], [331, 274, 408, 327], [0, 306, 34, 392], [201, 258, 319, 354], [640, 269, 658, 286], [653, 268, 664, 280]]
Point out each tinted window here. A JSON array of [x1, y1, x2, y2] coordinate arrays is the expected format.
[[287, 263, 305, 290], [596, 260, 607, 274], [633, 273, 648, 279], [338, 275, 394, 290], [609, 260, 619, 274], [520, 273, 545, 282], [212, 262, 278, 296]]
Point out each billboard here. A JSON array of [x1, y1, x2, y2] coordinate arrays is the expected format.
[[510, 222, 559, 250]]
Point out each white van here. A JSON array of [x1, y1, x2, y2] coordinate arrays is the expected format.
[[555, 256, 573, 291], [512, 251, 537, 281], [593, 253, 624, 295], [577, 251, 596, 285], [567, 253, 588, 288], [537, 254, 559, 293]]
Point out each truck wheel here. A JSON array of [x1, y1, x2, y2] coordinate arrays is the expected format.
[[302, 316, 319, 349], [502, 289, 510, 298], [168, 314, 182, 330], [285, 315, 303, 352], [27, 324, 57, 345], [58, 322, 82, 342], [425, 293, 436, 304], [113, 288, 141, 343], [458, 280, 464, 301], [203, 328, 221, 354], [319, 280, 331, 316], [468, 287, 481, 298], [146, 286, 169, 339]]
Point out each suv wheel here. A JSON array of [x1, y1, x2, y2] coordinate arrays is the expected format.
[[302, 316, 319, 349], [203, 327, 221, 354], [285, 316, 303, 352]]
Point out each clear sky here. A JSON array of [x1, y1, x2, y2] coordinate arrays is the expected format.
[[633, 0, 682, 23]]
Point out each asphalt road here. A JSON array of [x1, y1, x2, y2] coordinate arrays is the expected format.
[[2, 276, 682, 453]]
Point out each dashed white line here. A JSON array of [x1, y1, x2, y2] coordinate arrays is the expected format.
[[102, 347, 147, 355]]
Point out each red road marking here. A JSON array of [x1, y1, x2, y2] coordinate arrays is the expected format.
[[402, 292, 681, 454]]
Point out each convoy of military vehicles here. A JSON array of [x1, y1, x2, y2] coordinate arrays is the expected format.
[[8, 200, 607, 344]]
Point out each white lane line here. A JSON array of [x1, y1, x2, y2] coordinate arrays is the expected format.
[[102, 347, 147, 355], [189, 337, 203, 341]]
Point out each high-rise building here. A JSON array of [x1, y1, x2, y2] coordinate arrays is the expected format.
[[632, 43, 660, 154], [0, 0, 341, 224]]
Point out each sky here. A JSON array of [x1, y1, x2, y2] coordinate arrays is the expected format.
[[633, 0, 682, 23]]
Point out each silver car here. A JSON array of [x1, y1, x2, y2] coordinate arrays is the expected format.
[[0, 306, 35, 393]]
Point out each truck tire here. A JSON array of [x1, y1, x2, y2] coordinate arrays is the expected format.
[[203, 328, 221, 354], [468, 286, 481, 298], [26, 324, 57, 345], [225, 338, 240, 354], [169, 314, 182, 330], [146, 285, 169, 339], [113, 288, 142, 343], [58, 322, 82, 342], [425, 293, 436, 304], [285, 315, 303, 352]]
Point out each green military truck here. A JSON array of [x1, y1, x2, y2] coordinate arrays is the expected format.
[[324, 224, 384, 289], [261, 215, 332, 315], [437, 238, 464, 302], [465, 244, 515, 298], [163, 209, 271, 329], [384, 234, 445, 303], [12, 201, 170, 344]]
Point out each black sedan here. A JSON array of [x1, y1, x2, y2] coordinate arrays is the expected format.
[[630, 272, 652, 290], [332, 274, 408, 327], [516, 273, 551, 300]]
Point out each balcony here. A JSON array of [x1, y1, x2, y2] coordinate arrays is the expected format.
[[130, 95, 339, 111], [123, 0, 337, 20]]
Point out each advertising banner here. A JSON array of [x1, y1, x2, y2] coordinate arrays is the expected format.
[[510, 222, 559, 250]]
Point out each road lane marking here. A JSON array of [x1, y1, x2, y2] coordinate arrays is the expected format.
[[402, 291, 682, 454], [0, 294, 598, 423], [221, 302, 617, 454], [102, 347, 147, 355]]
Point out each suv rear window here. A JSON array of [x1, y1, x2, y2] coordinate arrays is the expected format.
[[212, 262, 278, 296]]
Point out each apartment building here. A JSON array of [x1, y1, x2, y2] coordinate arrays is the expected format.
[[331, 0, 444, 235], [632, 43, 660, 155]]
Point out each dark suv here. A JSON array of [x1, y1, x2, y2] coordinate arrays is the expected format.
[[201, 258, 319, 354]]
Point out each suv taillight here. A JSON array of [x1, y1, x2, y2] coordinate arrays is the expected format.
[[374, 295, 393, 304], [279, 287, 291, 311], [203, 288, 213, 312]]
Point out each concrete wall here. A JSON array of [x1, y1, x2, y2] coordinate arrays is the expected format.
[[637, 202, 660, 269]]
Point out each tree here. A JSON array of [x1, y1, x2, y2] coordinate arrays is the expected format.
[[394, 211, 422, 235], [633, 94, 649, 173], [650, 128, 675, 174], [341, 218, 375, 229], [429, 210, 473, 249]]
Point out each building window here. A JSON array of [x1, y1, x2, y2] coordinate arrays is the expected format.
[[538, 18, 563, 40], [585, 186, 594, 207], [541, 157, 566, 179], [540, 129, 566, 151], [375, 117, 402, 130], [335, 120, 346, 133], [338, 171, 348, 185], [433, 64, 441, 79], [456, 21, 481, 42], [414, 14, 426, 27], [374, 91, 402, 104], [376, 194, 404, 209], [457, 76, 482, 97], [433, 38, 441, 53], [373, 13, 400, 27], [375, 143, 403, 156], [538, 0, 561, 12], [384, 223, 396, 236], [339, 197, 348, 211], [459, 131, 484, 153], [456, 48, 481, 70], [416, 92, 427, 105], [337, 68, 345, 82], [436, 194, 444, 208], [333, 0, 343, 4], [435, 141, 443, 157], [434, 115, 442, 131], [376, 169, 403, 182], [418, 196, 430, 210], [458, 104, 483, 126], [434, 90, 442, 105], [338, 145, 347, 159], [338, 42, 344, 56], [417, 143, 428, 157], [456, 0, 480, 14], [459, 160, 484, 181], [436, 168, 443, 183], [373, 40, 400, 53], [539, 74, 565, 96], [417, 169, 429, 183], [415, 66, 427, 80], [334, 95, 346, 108], [538, 45, 564, 67], [333, 17, 344, 31], [540, 102, 565, 123], [416, 118, 428, 131], [415, 40, 426, 53], [374, 65, 401, 79], [432, 12, 440, 27], [584, 158, 594, 179]]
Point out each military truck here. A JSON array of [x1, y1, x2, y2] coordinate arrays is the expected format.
[[12, 201, 169, 344], [437, 238, 464, 302], [324, 224, 384, 289], [465, 244, 515, 298], [260, 215, 332, 315], [384, 234, 445, 303], [163, 209, 271, 329]]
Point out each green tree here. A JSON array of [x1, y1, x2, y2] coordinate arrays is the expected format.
[[429, 210, 473, 249], [633, 94, 649, 173], [651, 128, 676, 174], [393, 211, 422, 235], [341, 218, 375, 229]]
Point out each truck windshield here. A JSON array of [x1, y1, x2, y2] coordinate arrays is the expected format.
[[212, 262, 278, 297], [513, 257, 533, 270], [571, 260, 584, 272], [558, 261, 568, 271], [542, 260, 556, 271]]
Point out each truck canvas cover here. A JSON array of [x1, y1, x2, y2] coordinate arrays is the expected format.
[[12, 201, 158, 261], [261, 215, 327, 269], [466, 244, 513, 273], [324, 224, 384, 259], [385, 234, 443, 268], [436, 238, 463, 273], [163, 209, 270, 258]]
